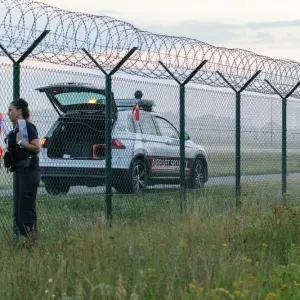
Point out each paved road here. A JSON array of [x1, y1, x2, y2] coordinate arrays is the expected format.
[[206, 172, 300, 187], [1, 172, 300, 198]]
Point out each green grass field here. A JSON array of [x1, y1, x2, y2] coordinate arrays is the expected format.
[[208, 149, 300, 177], [1, 180, 300, 299]]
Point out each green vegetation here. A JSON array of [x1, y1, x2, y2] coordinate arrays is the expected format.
[[0, 181, 300, 299], [208, 149, 300, 177]]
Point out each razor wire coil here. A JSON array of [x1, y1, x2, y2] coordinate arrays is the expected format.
[[1, 0, 300, 97]]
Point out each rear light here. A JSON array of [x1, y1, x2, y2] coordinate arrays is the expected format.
[[92, 140, 125, 159], [112, 139, 126, 149], [93, 144, 105, 159], [40, 137, 48, 148]]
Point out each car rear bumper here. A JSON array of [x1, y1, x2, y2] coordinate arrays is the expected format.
[[40, 166, 129, 186], [40, 166, 106, 178]]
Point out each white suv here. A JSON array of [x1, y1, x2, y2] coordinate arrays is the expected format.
[[37, 82, 209, 195]]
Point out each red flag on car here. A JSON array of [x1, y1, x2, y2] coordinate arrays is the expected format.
[[132, 103, 140, 121]]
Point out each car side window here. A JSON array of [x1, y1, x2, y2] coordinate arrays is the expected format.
[[154, 117, 179, 139], [127, 115, 136, 133], [139, 113, 157, 135]]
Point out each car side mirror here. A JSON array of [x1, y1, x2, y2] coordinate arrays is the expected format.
[[185, 133, 190, 140]]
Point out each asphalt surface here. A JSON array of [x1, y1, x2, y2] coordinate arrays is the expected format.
[[1, 172, 300, 198]]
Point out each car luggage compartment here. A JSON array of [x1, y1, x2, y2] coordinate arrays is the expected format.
[[47, 114, 106, 160]]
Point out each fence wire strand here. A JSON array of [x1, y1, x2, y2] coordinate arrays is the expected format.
[[1, 0, 300, 242], [1, 0, 300, 96]]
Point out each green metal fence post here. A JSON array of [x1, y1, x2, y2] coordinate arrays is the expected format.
[[282, 97, 287, 195], [82, 47, 138, 224], [13, 62, 20, 100], [179, 83, 186, 211], [159, 60, 207, 212], [236, 91, 241, 198], [105, 74, 113, 220], [264, 80, 300, 200], [217, 70, 261, 207], [0, 30, 49, 101]]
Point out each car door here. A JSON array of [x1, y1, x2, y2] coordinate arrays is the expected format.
[[135, 111, 163, 177], [151, 115, 181, 177]]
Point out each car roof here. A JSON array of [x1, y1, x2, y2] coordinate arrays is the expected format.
[[115, 98, 154, 112], [117, 109, 171, 123], [150, 112, 171, 120]]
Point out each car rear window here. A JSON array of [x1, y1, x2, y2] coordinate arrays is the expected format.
[[54, 92, 106, 106]]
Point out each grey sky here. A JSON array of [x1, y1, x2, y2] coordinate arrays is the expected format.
[[40, 0, 300, 24], [2, 0, 300, 131], [140, 20, 300, 61], [36, 0, 300, 62]]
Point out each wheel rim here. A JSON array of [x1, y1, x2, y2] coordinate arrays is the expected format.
[[194, 162, 204, 188], [132, 164, 145, 193]]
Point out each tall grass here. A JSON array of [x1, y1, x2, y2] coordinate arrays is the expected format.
[[1, 181, 300, 299]]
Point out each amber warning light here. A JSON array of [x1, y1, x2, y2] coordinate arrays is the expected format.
[[88, 99, 98, 104]]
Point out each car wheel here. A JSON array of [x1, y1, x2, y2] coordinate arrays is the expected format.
[[44, 178, 70, 195], [114, 159, 148, 194], [188, 158, 206, 189]]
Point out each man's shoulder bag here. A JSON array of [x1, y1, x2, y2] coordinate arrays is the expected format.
[[3, 150, 33, 172]]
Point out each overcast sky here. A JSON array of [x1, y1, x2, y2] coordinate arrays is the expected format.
[[39, 0, 300, 62]]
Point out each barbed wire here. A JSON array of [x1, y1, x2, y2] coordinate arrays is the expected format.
[[1, 0, 300, 97]]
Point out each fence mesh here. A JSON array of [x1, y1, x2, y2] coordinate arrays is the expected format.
[[0, 61, 300, 243]]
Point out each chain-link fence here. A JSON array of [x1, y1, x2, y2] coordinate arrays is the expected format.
[[0, 55, 300, 243]]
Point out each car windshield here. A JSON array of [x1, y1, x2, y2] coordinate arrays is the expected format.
[[54, 92, 106, 106]]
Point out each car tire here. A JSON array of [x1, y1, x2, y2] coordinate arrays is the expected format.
[[114, 159, 148, 194], [188, 158, 206, 189], [44, 178, 70, 195]]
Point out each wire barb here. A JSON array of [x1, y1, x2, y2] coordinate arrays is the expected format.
[[0, 0, 300, 97]]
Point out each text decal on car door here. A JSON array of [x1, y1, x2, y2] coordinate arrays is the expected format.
[[151, 158, 189, 170]]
